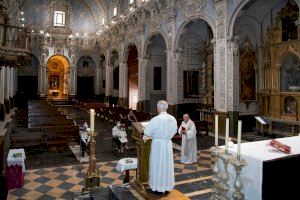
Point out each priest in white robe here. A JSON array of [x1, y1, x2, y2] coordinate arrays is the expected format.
[[178, 114, 197, 164], [143, 100, 177, 193]]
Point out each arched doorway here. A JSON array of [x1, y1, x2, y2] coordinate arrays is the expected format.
[[76, 56, 96, 99], [47, 55, 70, 100], [17, 54, 39, 100], [145, 34, 167, 113], [175, 19, 214, 120], [126, 45, 138, 110]]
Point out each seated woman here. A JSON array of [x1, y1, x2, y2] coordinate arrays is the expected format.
[[79, 122, 90, 157], [112, 121, 128, 153], [127, 110, 138, 122]]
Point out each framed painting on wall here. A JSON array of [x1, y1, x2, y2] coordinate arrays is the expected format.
[[49, 75, 59, 89], [239, 39, 257, 101]]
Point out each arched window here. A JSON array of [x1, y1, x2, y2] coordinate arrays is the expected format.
[[53, 11, 65, 27], [113, 7, 117, 17]]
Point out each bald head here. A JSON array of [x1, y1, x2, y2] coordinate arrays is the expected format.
[[183, 114, 190, 123], [157, 100, 168, 113]]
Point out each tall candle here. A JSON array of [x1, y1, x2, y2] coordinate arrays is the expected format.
[[237, 120, 242, 159], [215, 115, 218, 147], [225, 118, 229, 153], [90, 109, 95, 132]]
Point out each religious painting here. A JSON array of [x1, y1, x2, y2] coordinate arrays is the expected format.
[[49, 75, 59, 89], [239, 39, 257, 101], [280, 53, 300, 92], [184, 71, 199, 98], [279, 0, 299, 41], [284, 96, 296, 114]]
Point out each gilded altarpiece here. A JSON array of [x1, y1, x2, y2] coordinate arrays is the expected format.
[[47, 57, 69, 99], [261, 1, 300, 131]]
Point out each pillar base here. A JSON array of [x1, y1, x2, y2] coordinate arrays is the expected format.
[[118, 98, 128, 108], [228, 111, 239, 138], [68, 94, 76, 99], [95, 94, 105, 102], [215, 112, 228, 137], [167, 104, 178, 117], [9, 97, 14, 109], [39, 94, 47, 100], [137, 100, 150, 113], [106, 96, 119, 106], [0, 104, 4, 121], [105, 96, 109, 103], [4, 99, 10, 114]]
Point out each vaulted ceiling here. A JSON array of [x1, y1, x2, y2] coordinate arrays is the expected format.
[[20, 0, 124, 32]]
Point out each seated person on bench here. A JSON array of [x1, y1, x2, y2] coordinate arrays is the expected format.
[[112, 121, 128, 153], [80, 122, 90, 157]]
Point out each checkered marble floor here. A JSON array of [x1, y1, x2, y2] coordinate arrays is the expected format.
[[8, 150, 213, 200]]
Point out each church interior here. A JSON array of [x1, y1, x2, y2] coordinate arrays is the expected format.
[[0, 0, 300, 199]]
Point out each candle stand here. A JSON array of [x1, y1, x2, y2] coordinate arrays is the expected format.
[[218, 152, 231, 200], [83, 130, 101, 191], [210, 146, 222, 200], [230, 157, 247, 200]]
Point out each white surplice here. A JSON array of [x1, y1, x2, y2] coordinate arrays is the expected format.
[[144, 111, 178, 192], [178, 119, 197, 164]]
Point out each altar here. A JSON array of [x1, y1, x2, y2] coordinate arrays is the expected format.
[[219, 136, 300, 200]]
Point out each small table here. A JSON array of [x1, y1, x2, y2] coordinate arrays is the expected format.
[[7, 149, 26, 190], [116, 158, 137, 183]]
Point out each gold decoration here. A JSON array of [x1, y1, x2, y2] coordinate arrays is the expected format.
[[261, 0, 300, 125], [84, 130, 101, 191], [130, 122, 151, 198]]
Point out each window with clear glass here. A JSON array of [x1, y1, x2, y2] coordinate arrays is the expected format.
[[113, 7, 117, 17], [54, 11, 65, 27]]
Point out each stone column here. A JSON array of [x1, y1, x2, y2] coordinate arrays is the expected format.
[[214, 0, 242, 136], [227, 36, 240, 136], [13, 66, 17, 96], [118, 62, 123, 105], [95, 67, 101, 96], [165, 12, 177, 116], [0, 66, 4, 120], [166, 48, 178, 116], [99, 66, 104, 95], [105, 64, 111, 103], [118, 60, 128, 107], [137, 56, 150, 112], [69, 67, 75, 97], [38, 65, 47, 97], [9, 67, 14, 108], [214, 0, 230, 136], [44, 66, 48, 97], [4, 66, 10, 114], [74, 66, 77, 96]]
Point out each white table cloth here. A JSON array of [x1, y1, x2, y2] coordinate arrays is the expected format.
[[219, 136, 300, 200], [7, 148, 26, 172], [116, 158, 137, 173]]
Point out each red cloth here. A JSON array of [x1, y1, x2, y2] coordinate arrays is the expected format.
[[6, 165, 24, 190], [269, 139, 291, 154]]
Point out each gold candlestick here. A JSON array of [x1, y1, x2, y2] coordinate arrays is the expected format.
[[83, 130, 100, 191]]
